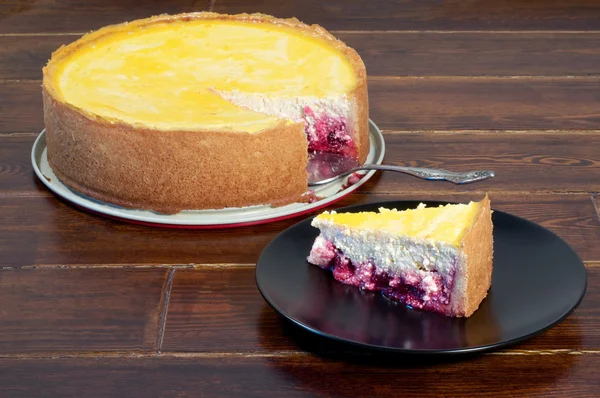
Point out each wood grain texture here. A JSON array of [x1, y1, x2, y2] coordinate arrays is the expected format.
[[0, 268, 167, 353], [5, 33, 600, 81], [0, 193, 597, 268], [214, 0, 600, 32], [3, 0, 600, 33], [0, 354, 598, 397], [161, 265, 596, 353], [0, 0, 210, 34], [0, 36, 74, 80], [0, 83, 43, 134], [3, 132, 599, 195], [368, 77, 600, 131], [363, 132, 600, 194], [0, 0, 598, 394], [338, 32, 600, 77], [0, 134, 46, 195], [5, 78, 600, 134]]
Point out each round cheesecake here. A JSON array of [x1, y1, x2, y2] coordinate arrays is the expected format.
[[42, 12, 369, 213]]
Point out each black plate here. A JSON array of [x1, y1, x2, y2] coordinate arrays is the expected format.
[[255, 201, 587, 354]]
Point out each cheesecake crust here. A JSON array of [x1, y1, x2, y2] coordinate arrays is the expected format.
[[453, 194, 494, 317], [41, 12, 369, 212], [43, 90, 308, 214]]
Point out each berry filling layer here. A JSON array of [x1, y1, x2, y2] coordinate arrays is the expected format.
[[303, 106, 356, 158], [218, 91, 358, 159], [307, 237, 456, 316]]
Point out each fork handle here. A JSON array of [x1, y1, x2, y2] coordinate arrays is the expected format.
[[352, 164, 495, 185]]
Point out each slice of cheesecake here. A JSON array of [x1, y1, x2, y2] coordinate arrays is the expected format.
[[42, 12, 369, 213], [307, 195, 493, 317]]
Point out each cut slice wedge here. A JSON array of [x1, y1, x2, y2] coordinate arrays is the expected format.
[[307, 195, 494, 317]]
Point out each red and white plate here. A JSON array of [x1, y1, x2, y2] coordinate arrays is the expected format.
[[32, 120, 385, 228]]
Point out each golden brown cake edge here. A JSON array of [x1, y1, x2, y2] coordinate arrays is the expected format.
[[43, 90, 309, 214], [41, 12, 369, 212], [351, 78, 370, 164], [454, 194, 494, 317]]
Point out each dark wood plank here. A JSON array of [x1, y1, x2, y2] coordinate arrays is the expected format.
[[0, 0, 210, 34], [363, 132, 600, 194], [593, 193, 600, 221], [0, 194, 598, 267], [0, 268, 167, 353], [0, 134, 46, 195], [5, 78, 600, 134], [0, 354, 598, 397], [0, 36, 74, 80], [2, 0, 600, 33], [215, 0, 600, 32], [339, 32, 600, 77], [6, 33, 600, 81], [0, 83, 43, 134], [3, 132, 600, 195], [368, 77, 600, 131], [161, 265, 598, 353]]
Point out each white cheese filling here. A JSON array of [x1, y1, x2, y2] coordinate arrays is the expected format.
[[217, 90, 351, 134], [312, 219, 459, 277]]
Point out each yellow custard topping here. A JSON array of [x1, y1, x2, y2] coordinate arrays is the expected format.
[[44, 15, 357, 133], [315, 201, 482, 246]]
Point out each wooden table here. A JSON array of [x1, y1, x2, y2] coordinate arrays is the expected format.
[[1, 0, 600, 396]]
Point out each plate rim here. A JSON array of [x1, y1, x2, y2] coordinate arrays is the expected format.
[[31, 120, 385, 228], [255, 199, 588, 355]]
